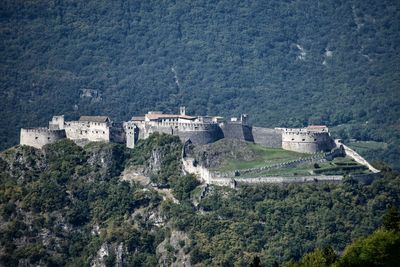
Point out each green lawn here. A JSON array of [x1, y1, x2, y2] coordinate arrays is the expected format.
[[226, 156, 369, 178], [240, 164, 314, 177], [207, 141, 371, 177], [311, 157, 369, 175], [211, 143, 308, 172]]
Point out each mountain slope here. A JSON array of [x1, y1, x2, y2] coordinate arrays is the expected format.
[[1, 137, 400, 266]]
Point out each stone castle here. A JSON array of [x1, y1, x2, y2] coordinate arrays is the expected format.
[[20, 107, 336, 154]]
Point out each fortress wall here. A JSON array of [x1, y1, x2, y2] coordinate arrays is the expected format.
[[233, 175, 343, 185], [282, 131, 334, 153], [64, 121, 110, 142], [20, 128, 66, 149], [137, 122, 223, 145], [315, 133, 336, 151], [176, 129, 223, 145], [336, 141, 380, 173], [220, 123, 254, 142], [182, 156, 343, 186], [252, 127, 282, 148], [135, 123, 148, 140], [142, 125, 173, 139]]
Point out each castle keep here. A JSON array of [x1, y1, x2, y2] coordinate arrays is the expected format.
[[20, 107, 336, 154]]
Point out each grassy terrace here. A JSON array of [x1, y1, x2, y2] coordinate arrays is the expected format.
[[210, 143, 308, 172], [198, 140, 371, 177], [239, 157, 370, 177], [203, 140, 370, 177]]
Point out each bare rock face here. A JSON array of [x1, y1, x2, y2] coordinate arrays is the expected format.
[[190, 139, 257, 168], [80, 89, 102, 103], [0, 145, 47, 182], [146, 149, 162, 174], [86, 144, 115, 175], [91, 242, 126, 267], [157, 230, 191, 267], [84, 142, 126, 179]]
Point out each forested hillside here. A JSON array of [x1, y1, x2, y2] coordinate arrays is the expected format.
[[1, 137, 400, 266], [1, 0, 399, 167]]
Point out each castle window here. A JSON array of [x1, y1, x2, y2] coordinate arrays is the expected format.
[[85, 131, 88, 134], [48, 137, 50, 140], [103, 131, 105, 134], [314, 138, 317, 141], [291, 138, 294, 141], [96, 131, 98, 134], [35, 136, 38, 140], [302, 139, 305, 141]]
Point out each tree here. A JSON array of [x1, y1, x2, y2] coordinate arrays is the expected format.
[[338, 229, 400, 267], [383, 206, 400, 232]]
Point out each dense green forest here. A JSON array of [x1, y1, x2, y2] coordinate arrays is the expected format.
[[1, 136, 400, 266], [284, 207, 400, 266], [0, 0, 399, 168]]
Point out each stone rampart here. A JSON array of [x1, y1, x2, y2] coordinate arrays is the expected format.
[[252, 127, 282, 148], [220, 122, 254, 142], [234, 152, 328, 176], [281, 130, 335, 153], [233, 175, 343, 185], [336, 141, 380, 173], [138, 122, 224, 145], [20, 128, 66, 149], [182, 157, 343, 186], [176, 129, 223, 144]]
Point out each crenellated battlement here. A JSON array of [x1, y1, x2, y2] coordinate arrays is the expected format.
[[150, 121, 219, 131], [21, 127, 59, 133], [279, 126, 335, 153], [20, 128, 66, 149]]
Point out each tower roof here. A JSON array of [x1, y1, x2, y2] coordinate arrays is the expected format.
[[79, 116, 110, 123]]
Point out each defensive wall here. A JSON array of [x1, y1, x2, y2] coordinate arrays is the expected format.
[[220, 122, 254, 142], [281, 128, 336, 153], [335, 140, 380, 173], [20, 128, 66, 149], [252, 127, 282, 148], [182, 156, 344, 187], [137, 121, 224, 145]]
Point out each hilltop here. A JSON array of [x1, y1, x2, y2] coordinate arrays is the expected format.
[[0, 0, 400, 168]]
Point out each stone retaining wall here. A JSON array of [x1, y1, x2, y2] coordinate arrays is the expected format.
[[182, 157, 344, 186]]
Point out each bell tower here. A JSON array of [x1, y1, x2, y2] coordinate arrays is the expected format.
[[180, 106, 186, 116]]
